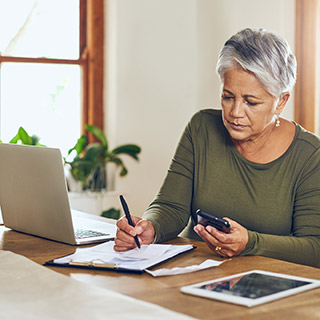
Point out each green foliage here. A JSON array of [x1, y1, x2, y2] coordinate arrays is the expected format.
[[65, 124, 141, 191], [1, 127, 45, 146], [101, 207, 121, 220]]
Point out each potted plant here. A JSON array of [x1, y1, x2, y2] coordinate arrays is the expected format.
[[65, 124, 141, 192], [0, 126, 45, 146]]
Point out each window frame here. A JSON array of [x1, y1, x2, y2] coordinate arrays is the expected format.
[[0, 0, 104, 136], [294, 0, 320, 133]]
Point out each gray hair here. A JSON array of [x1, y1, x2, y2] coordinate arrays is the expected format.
[[216, 28, 297, 98]]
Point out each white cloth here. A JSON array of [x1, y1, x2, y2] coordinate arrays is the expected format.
[[0, 250, 197, 320]]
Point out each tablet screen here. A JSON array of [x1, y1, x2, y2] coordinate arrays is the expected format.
[[197, 272, 310, 299], [181, 270, 320, 307]]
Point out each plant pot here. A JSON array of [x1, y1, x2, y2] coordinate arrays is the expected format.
[[65, 162, 117, 193], [88, 163, 107, 191], [64, 165, 83, 192]]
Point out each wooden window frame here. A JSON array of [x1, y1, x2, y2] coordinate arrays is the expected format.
[[0, 0, 104, 136], [83, 0, 104, 135], [294, 0, 319, 132]]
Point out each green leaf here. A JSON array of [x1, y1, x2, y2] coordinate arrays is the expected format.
[[109, 157, 128, 177], [66, 125, 141, 188], [35, 142, 46, 147], [84, 143, 105, 161], [101, 208, 120, 220], [119, 165, 128, 176], [18, 127, 32, 145], [111, 144, 141, 160], [9, 133, 20, 144], [85, 124, 108, 148], [108, 157, 122, 165], [31, 135, 40, 145], [68, 135, 87, 155], [112, 144, 141, 154], [69, 158, 98, 186]]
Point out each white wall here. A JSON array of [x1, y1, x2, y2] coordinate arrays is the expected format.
[[105, 0, 296, 216], [197, 0, 296, 120]]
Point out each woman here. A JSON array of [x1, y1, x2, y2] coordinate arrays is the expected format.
[[114, 28, 320, 268]]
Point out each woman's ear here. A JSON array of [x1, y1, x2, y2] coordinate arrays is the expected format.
[[275, 92, 290, 115]]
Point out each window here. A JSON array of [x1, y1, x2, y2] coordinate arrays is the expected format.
[[0, 0, 104, 155], [294, 0, 320, 133]]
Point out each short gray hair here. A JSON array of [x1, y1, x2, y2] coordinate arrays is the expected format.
[[216, 28, 297, 98]]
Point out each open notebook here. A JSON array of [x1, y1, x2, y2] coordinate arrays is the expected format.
[[45, 241, 194, 273]]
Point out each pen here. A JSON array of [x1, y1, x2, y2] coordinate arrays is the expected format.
[[119, 195, 141, 248]]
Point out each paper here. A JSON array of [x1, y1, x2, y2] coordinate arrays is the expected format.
[[53, 241, 194, 271], [145, 259, 227, 277], [0, 250, 197, 320]]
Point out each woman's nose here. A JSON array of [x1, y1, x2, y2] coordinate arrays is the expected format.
[[230, 100, 245, 117]]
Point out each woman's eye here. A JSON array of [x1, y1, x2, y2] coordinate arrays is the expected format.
[[222, 95, 233, 100], [246, 100, 257, 106]]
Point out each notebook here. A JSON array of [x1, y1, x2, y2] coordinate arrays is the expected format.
[[45, 241, 195, 273], [0, 143, 117, 245]]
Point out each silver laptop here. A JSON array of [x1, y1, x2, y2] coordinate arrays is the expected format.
[[0, 143, 117, 245]]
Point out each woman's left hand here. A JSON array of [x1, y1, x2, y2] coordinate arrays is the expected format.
[[194, 218, 248, 258]]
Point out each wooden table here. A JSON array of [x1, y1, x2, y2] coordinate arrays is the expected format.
[[1, 224, 320, 320]]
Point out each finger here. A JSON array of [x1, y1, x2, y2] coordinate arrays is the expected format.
[[131, 215, 142, 225], [194, 225, 223, 249], [194, 225, 235, 256], [115, 228, 137, 245], [216, 249, 229, 258], [205, 240, 232, 258], [114, 232, 137, 251], [195, 224, 224, 245], [204, 225, 234, 244], [135, 219, 152, 234], [114, 237, 134, 248], [223, 217, 242, 232], [134, 219, 156, 243], [116, 216, 137, 236], [113, 242, 135, 251], [214, 218, 249, 255], [219, 248, 235, 258]]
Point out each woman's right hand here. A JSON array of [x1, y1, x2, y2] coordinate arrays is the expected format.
[[114, 216, 155, 251]]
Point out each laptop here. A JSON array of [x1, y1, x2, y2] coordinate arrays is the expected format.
[[0, 143, 117, 245]]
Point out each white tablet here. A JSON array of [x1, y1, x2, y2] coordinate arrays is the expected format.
[[180, 270, 320, 307]]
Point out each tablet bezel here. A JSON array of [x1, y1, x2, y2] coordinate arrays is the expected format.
[[180, 270, 320, 307]]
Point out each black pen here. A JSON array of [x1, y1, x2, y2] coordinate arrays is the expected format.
[[119, 195, 141, 248]]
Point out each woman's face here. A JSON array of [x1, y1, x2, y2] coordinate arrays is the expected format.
[[221, 68, 280, 143]]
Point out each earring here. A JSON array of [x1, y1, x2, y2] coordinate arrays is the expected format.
[[275, 115, 280, 127]]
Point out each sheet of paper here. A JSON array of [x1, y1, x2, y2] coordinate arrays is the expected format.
[[53, 241, 194, 271], [0, 250, 197, 320], [145, 259, 227, 277]]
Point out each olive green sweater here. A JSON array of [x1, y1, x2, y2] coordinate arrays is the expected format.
[[143, 109, 320, 268]]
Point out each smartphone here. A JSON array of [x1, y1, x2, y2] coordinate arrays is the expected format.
[[196, 209, 230, 233]]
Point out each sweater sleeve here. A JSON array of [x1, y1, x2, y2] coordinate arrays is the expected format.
[[144, 112, 320, 268], [241, 148, 320, 268], [143, 114, 197, 243]]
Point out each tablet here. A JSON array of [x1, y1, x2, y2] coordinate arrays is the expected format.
[[180, 270, 320, 307]]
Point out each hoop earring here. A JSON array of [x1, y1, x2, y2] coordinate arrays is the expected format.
[[275, 115, 280, 127]]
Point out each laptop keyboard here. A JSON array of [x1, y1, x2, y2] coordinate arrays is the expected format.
[[75, 229, 110, 239]]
